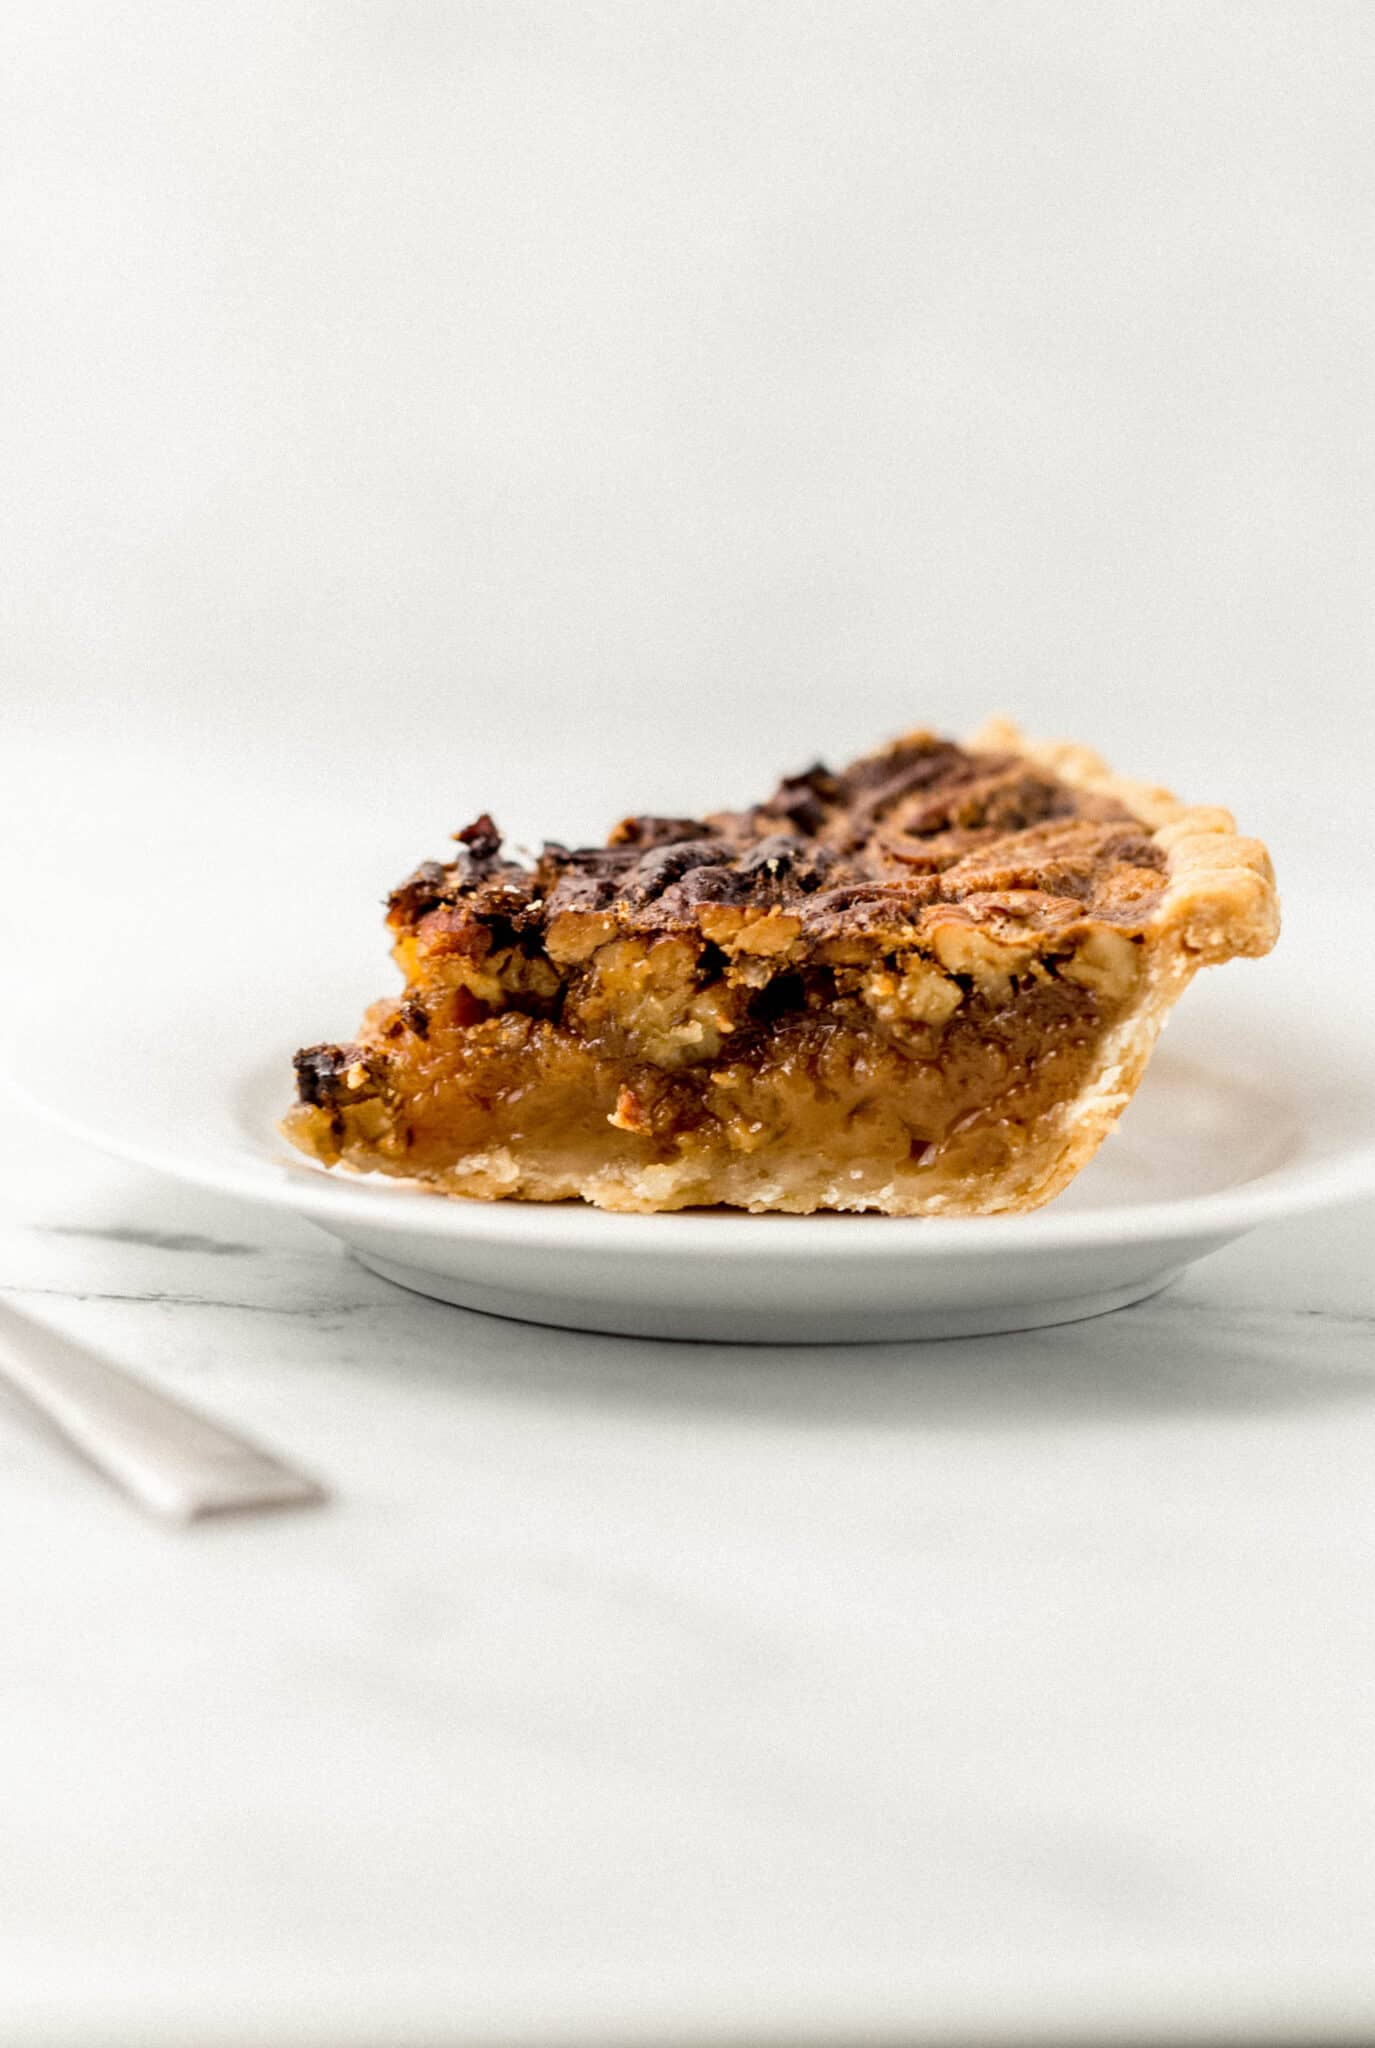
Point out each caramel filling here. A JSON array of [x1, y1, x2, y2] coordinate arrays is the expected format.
[[283, 927, 1141, 1213]]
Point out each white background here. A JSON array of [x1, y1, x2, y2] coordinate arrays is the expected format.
[[2, 1, 1371, 876]]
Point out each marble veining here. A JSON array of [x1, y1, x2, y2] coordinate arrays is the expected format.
[[43, 1225, 261, 1256]]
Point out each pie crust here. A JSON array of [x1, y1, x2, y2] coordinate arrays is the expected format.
[[281, 720, 1278, 1215]]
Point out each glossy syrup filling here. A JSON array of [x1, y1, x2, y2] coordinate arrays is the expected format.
[[283, 942, 1133, 1214]]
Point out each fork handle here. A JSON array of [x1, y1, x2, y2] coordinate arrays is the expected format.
[[0, 1302, 327, 1521]]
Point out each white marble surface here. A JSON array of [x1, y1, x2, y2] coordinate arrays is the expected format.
[[3, 1093, 1375, 2046]]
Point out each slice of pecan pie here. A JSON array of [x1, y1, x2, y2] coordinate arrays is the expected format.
[[281, 720, 1278, 1215]]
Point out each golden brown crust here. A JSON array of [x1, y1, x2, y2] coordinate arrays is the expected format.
[[969, 717, 1280, 966]]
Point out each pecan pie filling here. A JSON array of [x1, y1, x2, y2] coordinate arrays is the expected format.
[[282, 725, 1277, 1215]]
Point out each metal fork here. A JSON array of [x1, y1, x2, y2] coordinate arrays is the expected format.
[[0, 1302, 328, 1521]]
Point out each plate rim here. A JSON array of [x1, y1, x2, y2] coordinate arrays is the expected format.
[[10, 1060, 1374, 1263]]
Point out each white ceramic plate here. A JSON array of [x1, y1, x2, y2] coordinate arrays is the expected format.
[[10, 886, 1373, 1341]]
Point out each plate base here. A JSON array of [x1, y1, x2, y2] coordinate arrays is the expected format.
[[352, 1247, 1184, 1343]]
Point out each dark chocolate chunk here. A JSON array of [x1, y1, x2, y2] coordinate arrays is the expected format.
[[456, 813, 502, 859], [388, 861, 453, 923], [294, 1042, 383, 1108]]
